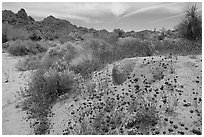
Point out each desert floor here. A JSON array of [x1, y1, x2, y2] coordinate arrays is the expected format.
[[2, 53, 202, 135]]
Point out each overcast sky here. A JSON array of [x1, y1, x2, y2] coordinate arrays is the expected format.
[[2, 2, 202, 32]]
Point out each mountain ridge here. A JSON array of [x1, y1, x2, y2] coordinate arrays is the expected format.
[[2, 8, 175, 43]]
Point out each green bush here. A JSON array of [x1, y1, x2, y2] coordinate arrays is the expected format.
[[176, 5, 202, 40], [7, 40, 48, 56]]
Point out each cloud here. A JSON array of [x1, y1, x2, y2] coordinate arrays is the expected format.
[[122, 2, 180, 17], [3, 2, 106, 23], [26, 8, 91, 23], [148, 13, 185, 24], [109, 2, 130, 17], [148, 2, 202, 24]]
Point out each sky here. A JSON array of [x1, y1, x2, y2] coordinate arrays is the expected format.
[[2, 2, 202, 32]]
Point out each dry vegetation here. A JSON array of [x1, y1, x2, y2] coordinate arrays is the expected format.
[[2, 5, 202, 135]]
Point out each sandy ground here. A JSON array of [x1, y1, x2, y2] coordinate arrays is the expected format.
[[2, 53, 33, 135], [1, 53, 202, 135], [50, 55, 202, 135]]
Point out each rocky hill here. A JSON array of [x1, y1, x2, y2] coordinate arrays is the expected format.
[[2, 8, 78, 41], [49, 55, 202, 135], [2, 9, 35, 26], [2, 8, 172, 42]]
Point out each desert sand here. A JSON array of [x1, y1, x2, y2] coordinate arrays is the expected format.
[[2, 53, 202, 135], [2, 53, 33, 135]]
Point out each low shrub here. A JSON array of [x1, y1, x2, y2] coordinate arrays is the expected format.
[[2, 42, 10, 52], [18, 65, 80, 134], [15, 41, 79, 71], [97, 31, 119, 44], [82, 38, 114, 63], [115, 37, 153, 60], [29, 31, 42, 41], [2, 23, 30, 42], [7, 40, 48, 56], [16, 53, 44, 71], [153, 38, 202, 55], [125, 102, 159, 134], [70, 58, 105, 78], [40, 42, 78, 70], [69, 38, 114, 77]]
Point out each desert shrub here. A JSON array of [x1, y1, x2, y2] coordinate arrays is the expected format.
[[29, 30, 42, 41], [125, 101, 159, 135], [14, 40, 62, 71], [40, 42, 78, 70], [16, 53, 44, 71], [2, 42, 10, 52], [37, 40, 61, 49], [69, 38, 114, 77], [7, 40, 29, 56], [18, 64, 80, 134], [70, 58, 104, 78], [97, 31, 119, 44], [7, 40, 48, 56], [58, 35, 76, 44], [82, 38, 114, 62], [71, 92, 159, 135], [42, 31, 59, 40], [176, 5, 202, 40], [2, 32, 7, 43], [115, 37, 152, 60], [157, 27, 168, 40], [154, 38, 201, 55], [113, 29, 125, 38], [2, 23, 30, 43], [81, 33, 94, 41]]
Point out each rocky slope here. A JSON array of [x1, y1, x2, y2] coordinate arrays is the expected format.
[[2, 8, 78, 41], [49, 55, 202, 135]]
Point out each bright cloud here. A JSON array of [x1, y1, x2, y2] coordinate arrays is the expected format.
[[122, 2, 180, 17], [109, 2, 130, 17]]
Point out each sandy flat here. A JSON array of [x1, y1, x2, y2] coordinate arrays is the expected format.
[[2, 53, 33, 135]]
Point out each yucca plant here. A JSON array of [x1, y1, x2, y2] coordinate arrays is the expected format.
[[176, 4, 202, 40]]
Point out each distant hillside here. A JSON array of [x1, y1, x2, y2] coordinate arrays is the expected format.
[[2, 8, 79, 41], [2, 8, 176, 43], [2, 9, 35, 25]]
